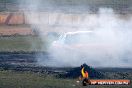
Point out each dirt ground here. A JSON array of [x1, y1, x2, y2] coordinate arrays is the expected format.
[[0, 25, 33, 35]]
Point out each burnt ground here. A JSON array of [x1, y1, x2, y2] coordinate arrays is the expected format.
[[0, 52, 69, 74], [0, 52, 132, 80]]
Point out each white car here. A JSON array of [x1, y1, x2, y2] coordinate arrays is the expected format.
[[49, 31, 115, 67]]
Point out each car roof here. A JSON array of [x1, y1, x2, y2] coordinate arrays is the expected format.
[[65, 31, 93, 35]]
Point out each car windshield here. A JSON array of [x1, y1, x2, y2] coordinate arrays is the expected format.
[[64, 33, 96, 45]]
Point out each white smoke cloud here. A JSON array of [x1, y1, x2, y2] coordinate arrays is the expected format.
[[19, 1, 132, 67]]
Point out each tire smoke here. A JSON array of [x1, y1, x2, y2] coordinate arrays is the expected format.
[[19, 0, 132, 67]]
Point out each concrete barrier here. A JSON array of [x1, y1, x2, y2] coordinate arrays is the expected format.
[[0, 12, 94, 25], [0, 12, 129, 26]]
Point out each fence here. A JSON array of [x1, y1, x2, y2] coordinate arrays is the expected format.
[[0, 12, 25, 24]]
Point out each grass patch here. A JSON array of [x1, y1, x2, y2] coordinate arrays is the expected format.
[[0, 70, 76, 88], [0, 70, 131, 88], [0, 36, 48, 52]]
